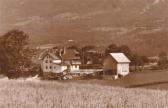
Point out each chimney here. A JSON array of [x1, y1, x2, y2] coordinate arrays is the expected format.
[[63, 47, 66, 55], [59, 48, 62, 56]]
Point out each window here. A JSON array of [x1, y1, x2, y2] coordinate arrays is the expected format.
[[50, 66, 52, 69], [46, 60, 48, 63], [121, 64, 127, 72], [46, 66, 48, 69]]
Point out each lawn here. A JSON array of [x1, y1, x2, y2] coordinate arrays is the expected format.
[[0, 79, 168, 108]]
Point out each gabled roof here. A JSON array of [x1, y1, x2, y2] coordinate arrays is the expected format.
[[62, 49, 80, 60], [48, 52, 61, 60], [109, 53, 131, 63], [39, 50, 61, 60], [38, 50, 48, 60]]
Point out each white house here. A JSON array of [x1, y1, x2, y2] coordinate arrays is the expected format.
[[39, 48, 81, 74], [103, 53, 131, 77], [39, 50, 67, 73]]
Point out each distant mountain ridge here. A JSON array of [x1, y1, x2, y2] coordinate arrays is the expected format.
[[0, 0, 168, 56]]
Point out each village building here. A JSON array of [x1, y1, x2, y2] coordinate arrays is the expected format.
[[39, 48, 81, 74], [39, 50, 66, 73], [61, 49, 81, 72], [103, 53, 131, 77]]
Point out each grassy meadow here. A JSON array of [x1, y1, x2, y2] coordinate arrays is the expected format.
[[0, 79, 168, 108]]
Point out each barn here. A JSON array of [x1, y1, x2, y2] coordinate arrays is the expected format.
[[103, 53, 131, 77]]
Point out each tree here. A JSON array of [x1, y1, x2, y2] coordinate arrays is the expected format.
[[105, 44, 119, 56], [158, 51, 168, 69], [131, 54, 146, 71], [118, 45, 133, 60], [0, 29, 32, 76], [0, 44, 9, 74], [141, 56, 149, 64], [79, 45, 95, 65], [91, 53, 102, 64], [105, 44, 133, 59]]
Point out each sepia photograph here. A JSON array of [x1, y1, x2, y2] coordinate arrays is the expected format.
[[0, 0, 168, 107]]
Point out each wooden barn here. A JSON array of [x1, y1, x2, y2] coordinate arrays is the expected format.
[[103, 53, 131, 77]]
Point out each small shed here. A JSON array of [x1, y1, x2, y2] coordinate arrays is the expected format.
[[103, 53, 131, 76]]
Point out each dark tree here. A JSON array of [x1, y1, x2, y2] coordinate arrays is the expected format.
[[0, 43, 9, 74], [158, 51, 168, 69], [130, 54, 143, 71], [105, 44, 119, 56], [119, 45, 133, 59], [0, 29, 32, 76], [140, 56, 149, 64], [79, 45, 95, 65]]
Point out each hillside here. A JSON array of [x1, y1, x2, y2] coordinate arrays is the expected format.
[[0, 0, 168, 56]]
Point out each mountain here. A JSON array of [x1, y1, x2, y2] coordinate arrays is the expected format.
[[0, 0, 168, 56]]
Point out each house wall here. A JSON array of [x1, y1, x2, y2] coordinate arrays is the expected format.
[[41, 55, 52, 72], [61, 66, 67, 72], [103, 55, 117, 75], [117, 63, 129, 76], [52, 64, 67, 73], [41, 55, 66, 73], [70, 65, 80, 72]]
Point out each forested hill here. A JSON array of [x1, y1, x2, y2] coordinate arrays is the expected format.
[[0, 0, 168, 56]]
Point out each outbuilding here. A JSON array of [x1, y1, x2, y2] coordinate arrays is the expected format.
[[103, 53, 131, 77]]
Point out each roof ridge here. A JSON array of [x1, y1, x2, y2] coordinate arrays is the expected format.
[[109, 53, 131, 63]]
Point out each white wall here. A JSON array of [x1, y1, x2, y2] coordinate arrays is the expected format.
[[41, 55, 67, 73], [61, 66, 67, 72], [41, 55, 52, 72], [117, 63, 129, 76], [70, 65, 80, 72], [52, 62, 67, 73]]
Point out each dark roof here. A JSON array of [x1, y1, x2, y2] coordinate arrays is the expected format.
[[62, 49, 80, 60], [39, 50, 61, 60]]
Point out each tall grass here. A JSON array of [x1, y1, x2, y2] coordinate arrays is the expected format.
[[0, 79, 168, 108]]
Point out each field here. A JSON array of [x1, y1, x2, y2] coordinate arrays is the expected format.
[[0, 78, 168, 108], [63, 69, 168, 90]]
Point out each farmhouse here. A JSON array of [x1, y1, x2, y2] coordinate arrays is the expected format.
[[103, 53, 131, 76], [39, 48, 81, 74], [39, 50, 66, 73], [61, 49, 81, 72]]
